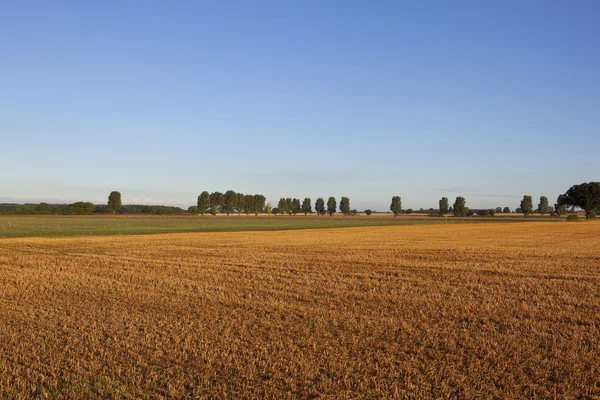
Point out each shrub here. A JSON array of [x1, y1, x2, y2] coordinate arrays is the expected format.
[[365, 209, 372, 216], [589, 213, 596, 220], [567, 215, 579, 222], [67, 202, 94, 215]]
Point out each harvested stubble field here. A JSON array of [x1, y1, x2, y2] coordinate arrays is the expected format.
[[1, 222, 599, 398]]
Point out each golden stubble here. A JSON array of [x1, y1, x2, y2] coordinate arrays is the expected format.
[[1, 222, 599, 398]]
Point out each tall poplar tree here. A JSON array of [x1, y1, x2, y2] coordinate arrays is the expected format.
[[390, 196, 402, 216], [327, 197, 337, 216], [107, 191, 122, 214]]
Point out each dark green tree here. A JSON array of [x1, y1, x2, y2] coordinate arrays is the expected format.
[[235, 192, 245, 214], [340, 197, 351, 216], [365, 209, 373, 216], [554, 195, 567, 217], [244, 194, 254, 215], [438, 197, 449, 217], [315, 198, 325, 215], [278, 198, 287, 215], [285, 198, 293, 215], [538, 196, 549, 217], [291, 198, 300, 215], [197, 191, 210, 215], [67, 202, 94, 215], [107, 191, 122, 214], [209, 191, 223, 215], [520, 195, 533, 217], [253, 194, 266, 215], [327, 197, 336, 216], [503, 207, 511, 213], [453, 197, 467, 217], [390, 196, 402, 216], [188, 206, 198, 214], [301, 198, 312, 215], [560, 182, 600, 219], [223, 190, 237, 215]]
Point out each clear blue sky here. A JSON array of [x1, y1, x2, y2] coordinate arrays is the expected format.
[[1, 1, 599, 210]]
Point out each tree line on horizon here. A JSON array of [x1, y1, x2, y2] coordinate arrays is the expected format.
[[0, 202, 189, 216], [270, 197, 355, 216], [192, 183, 599, 219], [0, 190, 187, 216], [1, 183, 598, 219], [192, 191, 267, 216]]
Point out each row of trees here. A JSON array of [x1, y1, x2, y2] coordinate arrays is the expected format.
[[195, 191, 267, 216], [93, 191, 185, 215], [432, 183, 600, 220], [517, 190, 597, 219], [106, 182, 600, 220], [272, 197, 354, 216], [0, 201, 97, 215], [0, 190, 185, 215], [436, 195, 560, 218], [193, 189, 598, 218], [3, 183, 598, 218], [520, 195, 547, 217], [2, 202, 101, 215], [433, 196, 469, 217], [195, 195, 357, 216], [5, 202, 187, 215], [276, 198, 310, 215]]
